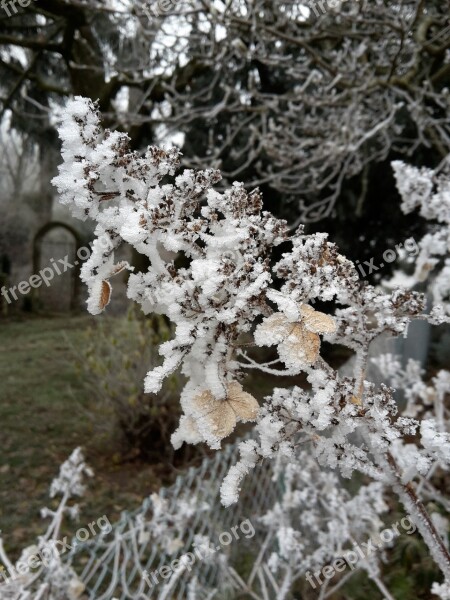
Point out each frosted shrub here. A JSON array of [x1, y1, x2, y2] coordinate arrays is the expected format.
[[0, 449, 92, 600], [232, 454, 389, 600], [53, 97, 450, 595], [393, 157, 450, 314]]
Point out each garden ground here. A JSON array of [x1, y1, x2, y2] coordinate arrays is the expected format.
[[0, 315, 175, 557], [0, 314, 301, 557]]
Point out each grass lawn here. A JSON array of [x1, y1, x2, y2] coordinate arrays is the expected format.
[[0, 315, 169, 557]]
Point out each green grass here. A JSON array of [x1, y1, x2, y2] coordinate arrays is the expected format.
[[0, 315, 166, 557]]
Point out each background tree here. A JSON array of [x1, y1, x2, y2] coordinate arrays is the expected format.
[[1, 0, 449, 274]]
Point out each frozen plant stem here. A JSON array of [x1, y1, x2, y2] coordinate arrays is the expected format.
[[358, 352, 450, 579], [350, 535, 396, 600], [386, 452, 450, 580]]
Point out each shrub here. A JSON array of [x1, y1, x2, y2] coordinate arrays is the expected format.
[[74, 310, 186, 463]]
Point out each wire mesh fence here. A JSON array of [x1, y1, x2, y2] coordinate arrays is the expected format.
[[66, 438, 283, 599]]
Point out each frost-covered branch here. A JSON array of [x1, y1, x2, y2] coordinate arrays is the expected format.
[[0, 449, 93, 600], [53, 97, 450, 591]]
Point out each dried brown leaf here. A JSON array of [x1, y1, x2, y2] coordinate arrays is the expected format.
[[300, 304, 337, 334], [192, 389, 237, 439], [226, 381, 259, 422], [350, 395, 363, 406], [100, 280, 112, 310], [192, 382, 259, 440], [257, 312, 290, 338], [284, 322, 321, 365]]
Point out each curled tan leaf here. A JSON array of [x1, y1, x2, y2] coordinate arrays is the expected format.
[[100, 280, 112, 311]]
